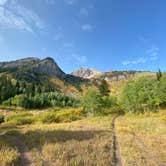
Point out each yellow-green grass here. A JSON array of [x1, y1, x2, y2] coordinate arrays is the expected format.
[[116, 110, 166, 166], [0, 138, 20, 166], [0, 114, 115, 166]]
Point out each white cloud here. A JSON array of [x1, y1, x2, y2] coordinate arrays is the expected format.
[[146, 46, 159, 61], [0, 0, 45, 32], [80, 8, 89, 16], [122, 58, 147, 66], [122, 45, 159, 66], [81, 24, 93, 31]]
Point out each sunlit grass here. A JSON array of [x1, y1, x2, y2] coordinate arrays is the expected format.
[[0, 113, 115, 165], [0, 139, 20, 166], [116, 109, 166, 165]]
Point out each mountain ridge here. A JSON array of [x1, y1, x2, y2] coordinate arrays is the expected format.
[[0, 57, 66, 78]]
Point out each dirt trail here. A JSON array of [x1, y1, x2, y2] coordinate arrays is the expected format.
[[5, 135, 33, 166], [112, 116, 123, 166], [130, 132, 166, 166]]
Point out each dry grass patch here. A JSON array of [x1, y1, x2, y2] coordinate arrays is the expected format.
[[116, 110, 166, 166], [0, 139, 20, 166], [0, 115, 115, 166]]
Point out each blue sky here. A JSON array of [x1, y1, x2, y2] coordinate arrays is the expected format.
[[0, 0, 165, 73]]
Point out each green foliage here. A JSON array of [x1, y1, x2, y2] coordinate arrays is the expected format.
[[3, 92, 80, 109], [7, 112, 34, 125], [101, 96, 118, 108], [10, 117, 34, 125], [82, 89, 102, 116], [99, 79, 110, 96], [40, 108, 84, 123], [0, 113, 4, 123], [7, 112, 33, 121], [121, 75, 166, 113], [156, 69, 162, 81]]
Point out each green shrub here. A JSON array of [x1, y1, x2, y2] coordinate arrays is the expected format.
[[9, 117, 34, 125], [40, 112, 58, 123], [40, 108, 84, 124], [7, 112, 33, 121], [7, 112, 34, 125]]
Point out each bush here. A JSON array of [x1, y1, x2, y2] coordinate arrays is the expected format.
[[40, 112, 58, 123], [40, 108, 84, 124], [7, 112, 34, 125], [0, 113, 4, 123], [10, 117, 34, 125], [7, 112, 33, 121]]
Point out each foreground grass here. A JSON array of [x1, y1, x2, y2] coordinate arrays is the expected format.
[[116, 110, 166, 166], [0, 113, 115, 166]]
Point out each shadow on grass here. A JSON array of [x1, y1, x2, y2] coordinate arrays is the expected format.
[[1, 128, 109, 149]]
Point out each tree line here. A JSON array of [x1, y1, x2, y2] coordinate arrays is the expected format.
[[0, 74, 79, 109]]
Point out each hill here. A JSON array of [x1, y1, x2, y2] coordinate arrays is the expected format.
[[0, 57, 93, 96]]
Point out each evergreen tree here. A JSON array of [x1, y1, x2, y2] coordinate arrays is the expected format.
[[99, 79, 110, 96], [156, 69, 162, 81]]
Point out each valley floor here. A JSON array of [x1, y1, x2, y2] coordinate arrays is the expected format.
[[0, 115, 115, 166], [116, 110, 166, 166], [0, 109, 165, 166]]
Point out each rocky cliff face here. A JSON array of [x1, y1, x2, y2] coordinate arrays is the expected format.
[[34, 57, 65, 78], [71, 68, 102, 79], [0, 57, 66, 78], [71, 68, 139, 82]]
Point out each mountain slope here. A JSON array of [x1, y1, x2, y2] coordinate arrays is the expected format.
[[0, 57, 92, 96], [0, 57, 65, 78], [71, 68, 102, 79], [71, 68, 144, 81]]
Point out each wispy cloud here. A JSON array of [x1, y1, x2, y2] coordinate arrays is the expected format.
[[122, 58, 147, 66], [71, 53, 87, 65], [138, 35, 152, 43], [145, 46, 159, 61], [122, 45, 159, 66], [81, 24, 93, 31], [0, 0, 45, 32]]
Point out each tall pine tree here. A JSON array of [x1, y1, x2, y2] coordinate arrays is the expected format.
[[99, 79, 110, 96]]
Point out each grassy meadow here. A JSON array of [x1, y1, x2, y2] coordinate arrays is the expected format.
[[0, 108, 165, 166], [116, 110, 166, 166], [0, 108, 116, 166]]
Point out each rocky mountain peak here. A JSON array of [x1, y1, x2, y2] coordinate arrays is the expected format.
[[71, 68, 102, 79], [0, 57, 66, 78]]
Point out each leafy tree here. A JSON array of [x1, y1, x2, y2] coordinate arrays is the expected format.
[[82, 89, 102, 116], [99, 79, 110, 96], [120, 76, 164, 113]]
